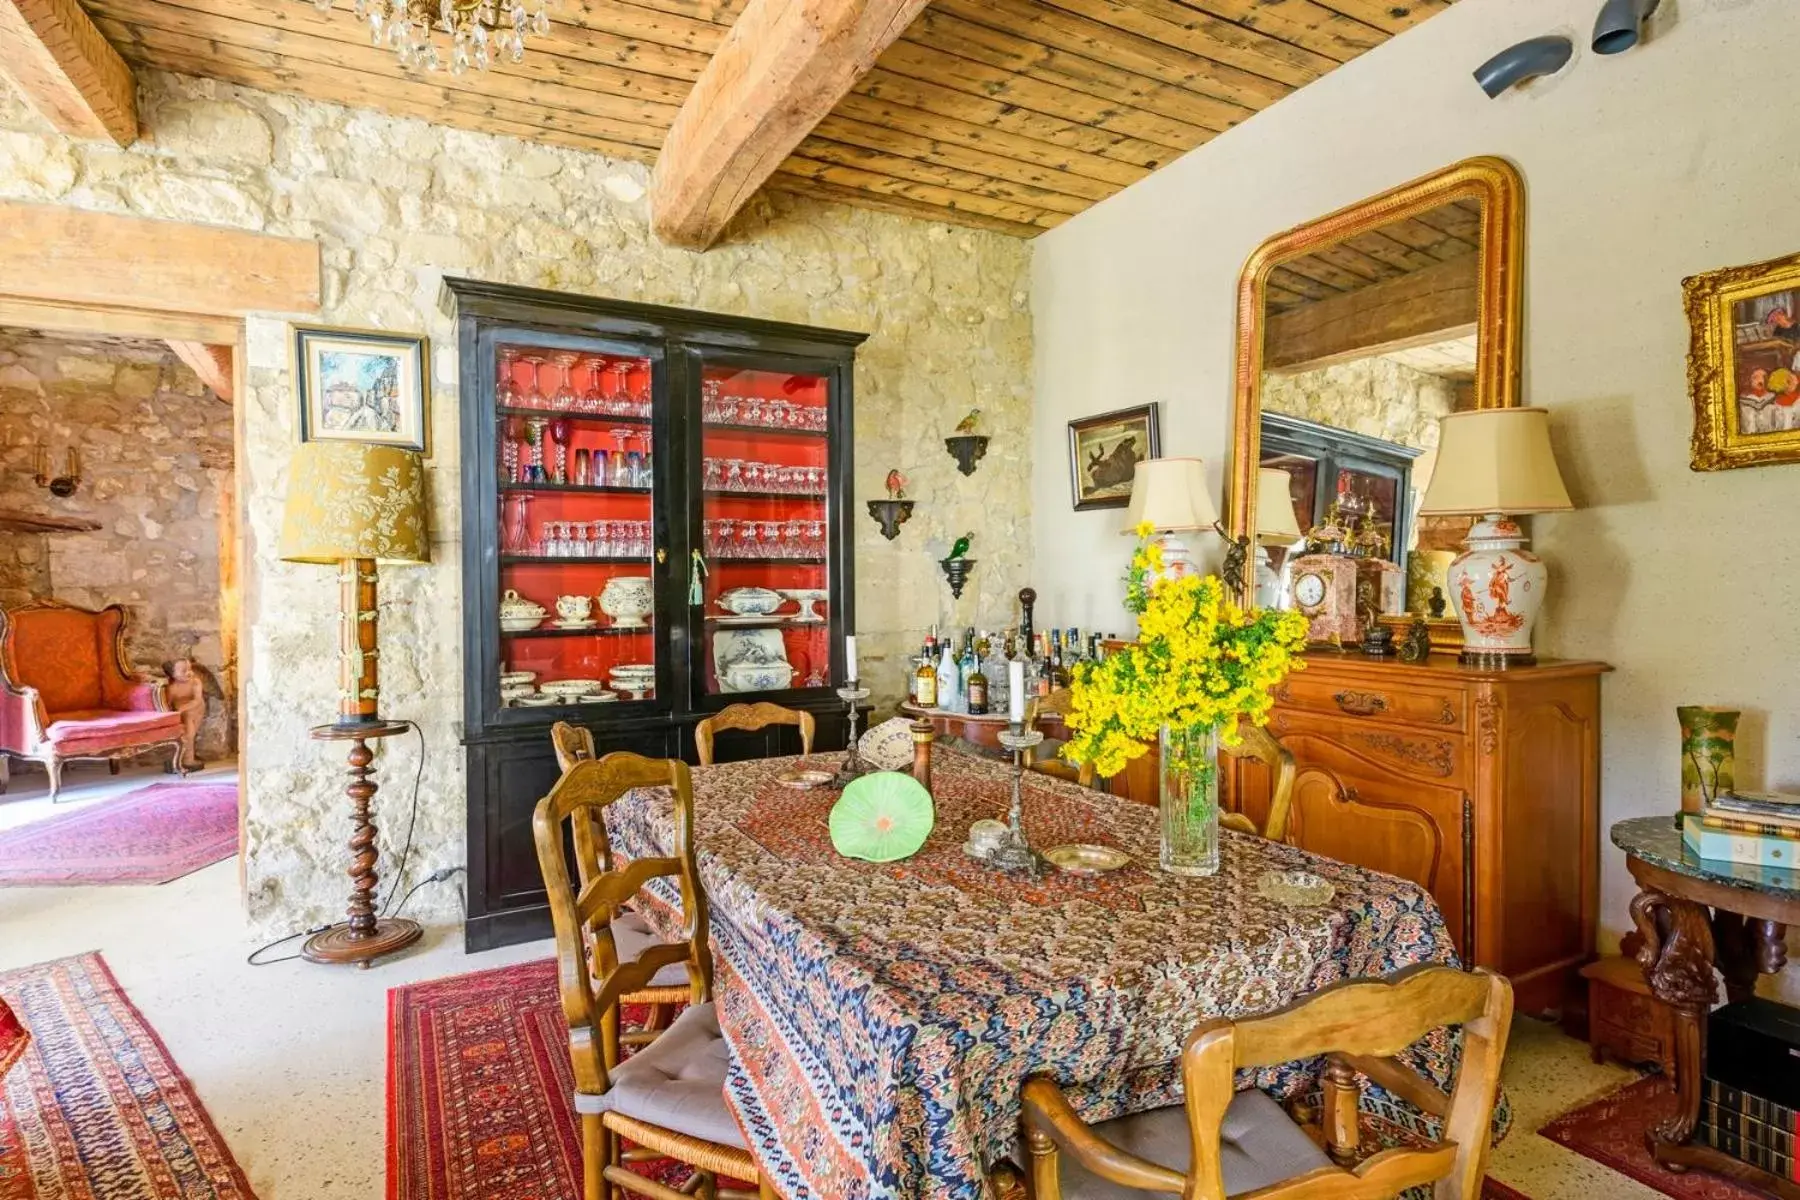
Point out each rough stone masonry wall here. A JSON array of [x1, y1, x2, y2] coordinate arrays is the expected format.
[[0, 70, 1033, 934], [0, 329, 234, 760]]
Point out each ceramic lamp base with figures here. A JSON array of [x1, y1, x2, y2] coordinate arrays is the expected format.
[[1447, 514, 1546, 668]]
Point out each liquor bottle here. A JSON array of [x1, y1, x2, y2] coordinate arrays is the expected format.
[[1066, 627, 1082, 666], [1034, 632, 1053, 697], [982, 636, 1008, 715], [938, 638, 962, 713], [914, 638, 938, 709], [960, 639, 979, 710], [1050, 630, 1068, 689], [966, 647, 989, 715]]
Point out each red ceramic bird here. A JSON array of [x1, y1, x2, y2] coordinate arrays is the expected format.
[[885, 469, 907, 499]]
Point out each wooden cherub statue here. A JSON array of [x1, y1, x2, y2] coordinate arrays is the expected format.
[[165, 658, 207, 771]]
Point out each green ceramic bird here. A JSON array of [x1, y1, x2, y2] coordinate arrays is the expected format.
[[953, 409, 981, 435], [949, 531, 974, 560]]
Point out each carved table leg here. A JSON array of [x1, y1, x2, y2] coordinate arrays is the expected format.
[[1629, 887, 1716, 1158]]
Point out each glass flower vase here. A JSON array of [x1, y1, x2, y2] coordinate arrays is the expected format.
[[1159, 722, 1221, 876]]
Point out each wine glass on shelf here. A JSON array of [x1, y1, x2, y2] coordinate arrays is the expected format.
[[501, 414, 522, 484], [581, 356, 605, 414], [572, 521, 589, 558], [520, 354, 547, 410], [537, 521, 554, 557], [742, 395, 763, 427], [736, 521, 759, 560], [503, 493, 532, 553], [743, 462, 764, 493], [713, 518, 734, 558], [609, 429, 634, 488], [723, 459, 744, 493], [552, 352, 580, 413], [628, 359, 651, 415], [702, 379, 721, 423], [784, 518, 805, 559], [806, 519, 825, 557], [607, 361, 633, 415], [496, 347, 520, 410], [548, 419, 570, 484]]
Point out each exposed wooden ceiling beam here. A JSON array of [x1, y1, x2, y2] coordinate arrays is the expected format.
[[650, 0, 934, 249], [166, 339, 234, 402], [0, 0, 137, 144], [1264, 254, 1478, 373]]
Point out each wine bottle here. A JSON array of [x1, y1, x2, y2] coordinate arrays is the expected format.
[[966, 649, 988, 715], [914, 638, 938, 709]]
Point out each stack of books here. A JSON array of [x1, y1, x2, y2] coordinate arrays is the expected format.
[[1701, 999, 1800, 1184], [1701, 1078, 1799, 1182], [1683, 791, 1800, 869]]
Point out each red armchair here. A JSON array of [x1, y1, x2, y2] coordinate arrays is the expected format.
[[0, 600, 187, 801]]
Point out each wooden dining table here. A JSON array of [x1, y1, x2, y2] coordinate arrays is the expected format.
[[608, 745, 1497, 1200]]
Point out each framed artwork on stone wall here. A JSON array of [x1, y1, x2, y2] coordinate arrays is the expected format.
[[1687, 249, 1800, 471], [294, 325, 430, 455], [1068, 402, 1160, 511]]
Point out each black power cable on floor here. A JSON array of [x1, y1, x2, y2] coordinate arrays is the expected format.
[[247, 719, 435, 967]]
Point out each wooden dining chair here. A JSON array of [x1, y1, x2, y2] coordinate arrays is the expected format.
[[694, 702, 815, 767], [534, 753, 775, 1200], [552, 720, 596, 771], [1018, 964, 1513, 1200]]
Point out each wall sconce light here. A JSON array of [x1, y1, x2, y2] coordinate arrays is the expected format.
[[34, 447, 82, 498], [1473, 35, 1574, 97], [1593, 0, 1660, 54]]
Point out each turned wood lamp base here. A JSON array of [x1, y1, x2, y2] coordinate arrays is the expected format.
[[302, 719, 422, 970]]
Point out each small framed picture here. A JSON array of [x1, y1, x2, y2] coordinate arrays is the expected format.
[[1068, 403, 1161, 510], [294, 325, 430, 454], [1687, 250, 1800, 471]]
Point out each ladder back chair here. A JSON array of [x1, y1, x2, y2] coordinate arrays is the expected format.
[[534, 752, 775, 1200], [1019, 964, 1513, 1200], [694, 702, 815, 767], [548, 724, 688, 1048]]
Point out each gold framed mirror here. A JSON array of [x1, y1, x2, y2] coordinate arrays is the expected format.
[[1224, 156, 1526, 622]]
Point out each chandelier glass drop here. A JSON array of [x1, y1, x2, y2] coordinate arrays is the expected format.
[[313, 0, 550, 74]]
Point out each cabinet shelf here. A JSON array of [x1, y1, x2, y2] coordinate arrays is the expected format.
[[502, 625, 653, 638], [497, 405, 650, 425], [709, 556, 826, 565], [501, 482, 650, 495], [703, 490, 825, 502], [501, 555, 653, 565], [703, 421, 827, 439]]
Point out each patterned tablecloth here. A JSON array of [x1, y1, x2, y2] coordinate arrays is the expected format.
[[610, 746, 1487, 1200]]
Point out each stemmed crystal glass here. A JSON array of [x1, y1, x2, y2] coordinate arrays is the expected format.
[[628, 360, 651, 415], [520, 355, 547, 410], [552, 353, 579, 412], [548, 419, 570, 484], [496, 347, 520, 410], [607, 361, 633, 415]]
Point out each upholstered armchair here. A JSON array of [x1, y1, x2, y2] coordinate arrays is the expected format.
[[0, 600, 187, 801]]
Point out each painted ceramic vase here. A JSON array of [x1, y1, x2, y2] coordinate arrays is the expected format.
[[1678, 706, 1739, 812], [600, 576, 653, 628], [1445, 515, 1546, 661]]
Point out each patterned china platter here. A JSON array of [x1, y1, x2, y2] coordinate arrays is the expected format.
[[515, 694, 559, 707], [1256, 869, 1336, 908], [713, 614, 787, 626], [1043, 843, 1130, 875], [552, 619, 598, 630], [500, 670, 537, 685], [578, 693, 619, 703], [776, 768, 834, 790], [541, 678, 604, 695]]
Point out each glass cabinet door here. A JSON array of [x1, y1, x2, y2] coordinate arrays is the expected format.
[[491, 337, 665, 713], [697, 362, 833, 697]]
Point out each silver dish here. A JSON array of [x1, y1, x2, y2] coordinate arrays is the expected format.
[[1255, 869, 1335, 908], [1043, 843, 1130, 875]]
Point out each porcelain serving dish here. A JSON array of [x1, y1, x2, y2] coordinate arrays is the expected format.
[[716, 586, 784, 616]]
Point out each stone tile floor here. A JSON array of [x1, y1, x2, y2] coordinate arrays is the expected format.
[[1, 761, 1659, 1198]]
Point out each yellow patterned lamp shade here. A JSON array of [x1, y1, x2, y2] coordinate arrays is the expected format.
[[279, 443, 431, 566]]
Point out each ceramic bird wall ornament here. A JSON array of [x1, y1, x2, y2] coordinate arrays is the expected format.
[[949, 531, 974, 561], [953, 409, 981, 435], [885, 469, 907, 500]]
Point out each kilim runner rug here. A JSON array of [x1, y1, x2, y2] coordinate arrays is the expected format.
[[388, 957, 1528, 1200], [1539, 1074, 1769, 1200], [0, 782, 238, 886], [0, 951, 256, 1199]]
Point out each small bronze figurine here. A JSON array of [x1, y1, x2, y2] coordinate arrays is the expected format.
[[1356, 582, 1393, 656], [1398, 617, 1432, 663], [1428, 586, 1447, 619], [1216, 525, 1250, 596]]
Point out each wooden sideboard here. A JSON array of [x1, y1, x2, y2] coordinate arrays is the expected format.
[[1226, 653, 1609, 1014]]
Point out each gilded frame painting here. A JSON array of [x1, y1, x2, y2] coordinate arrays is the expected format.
[[1068, 403, 1161, 511], [1687, 250, 1800, 471], [294, 324, 431, 455]]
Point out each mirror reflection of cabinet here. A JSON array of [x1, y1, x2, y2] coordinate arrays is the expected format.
[[1260, 411, 1420, 568]]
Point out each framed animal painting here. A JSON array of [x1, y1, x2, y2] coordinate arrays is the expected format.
[[1068, 403, 1160, 510], [294, 325, 430, 454], [1687, 250, 1800, 471]]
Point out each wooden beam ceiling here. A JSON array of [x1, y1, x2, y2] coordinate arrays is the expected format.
[[166, 339, 235, 401], [0, 0, 137, 143], [73, 0, 1460, 238]]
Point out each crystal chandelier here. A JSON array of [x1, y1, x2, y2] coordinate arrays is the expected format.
[[314, 0, 550, 73]]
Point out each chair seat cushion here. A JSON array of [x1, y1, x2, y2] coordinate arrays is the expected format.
[[43, 708, 182, 755], [1042, 1089, 1331, 1200], [574, 1001, 746, 1149], [611, 910, 690, 989]]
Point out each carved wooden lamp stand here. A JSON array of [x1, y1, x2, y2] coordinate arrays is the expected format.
[[280, 442, 431, 968]]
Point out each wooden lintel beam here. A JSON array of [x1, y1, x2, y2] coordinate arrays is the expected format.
[[166, 340, 234, 402], [1265, 256, 1479, 374], [0, 0, 137, 144], [650, 0, 933, 250]]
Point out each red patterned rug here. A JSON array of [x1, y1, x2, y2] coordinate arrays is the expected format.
[[0, 951, 256, 1198], [1540, 1075, 1767, 1199], [0, 781, 237, 886]]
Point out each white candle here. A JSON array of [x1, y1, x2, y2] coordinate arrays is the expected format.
[[845, 635, 858, 682], [1008, 660, 1026, 723]]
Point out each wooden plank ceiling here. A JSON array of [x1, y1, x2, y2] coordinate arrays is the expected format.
[[78, 0, 1456, 238], [1265, 198, 1482, 314]]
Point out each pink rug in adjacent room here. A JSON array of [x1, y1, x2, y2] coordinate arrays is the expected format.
[[0, 781, 238, 886]]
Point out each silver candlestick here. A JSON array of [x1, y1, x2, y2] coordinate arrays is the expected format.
[[990, 722, 1045, 875], [832, 683, 873, 786]]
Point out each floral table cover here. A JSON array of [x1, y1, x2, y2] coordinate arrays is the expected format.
[[611, 746, 1492, 1200]]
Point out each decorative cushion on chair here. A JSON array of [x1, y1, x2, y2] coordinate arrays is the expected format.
[[610, 910, 690, 989], [574, 1001, 746, 1149], [1033, 1089, 1330, 1200], [43, 709, 183, 756]]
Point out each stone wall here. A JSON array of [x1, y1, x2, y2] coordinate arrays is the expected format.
[[0, 70, 1033, 933], [1261, 353, 1457, 466], [0, 329, 234, 760]]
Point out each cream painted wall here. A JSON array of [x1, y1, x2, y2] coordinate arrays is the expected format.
[[1031, 0, 1800, 959]]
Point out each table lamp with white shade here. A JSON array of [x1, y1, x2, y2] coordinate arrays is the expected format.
[[1417, 407, 1573, 666], [1122, 457, 1217, 580], [1254, 466, 1304, 609]]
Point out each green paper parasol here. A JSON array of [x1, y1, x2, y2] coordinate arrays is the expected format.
[[829, 772, 935, 862]]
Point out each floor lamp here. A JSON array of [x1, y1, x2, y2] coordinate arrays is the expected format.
[[279, 442, 431, 967]]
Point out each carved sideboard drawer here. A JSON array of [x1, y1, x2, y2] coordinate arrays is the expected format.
[[1274, 674, 1465, 732], [1269, 709, 1465, 785]]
